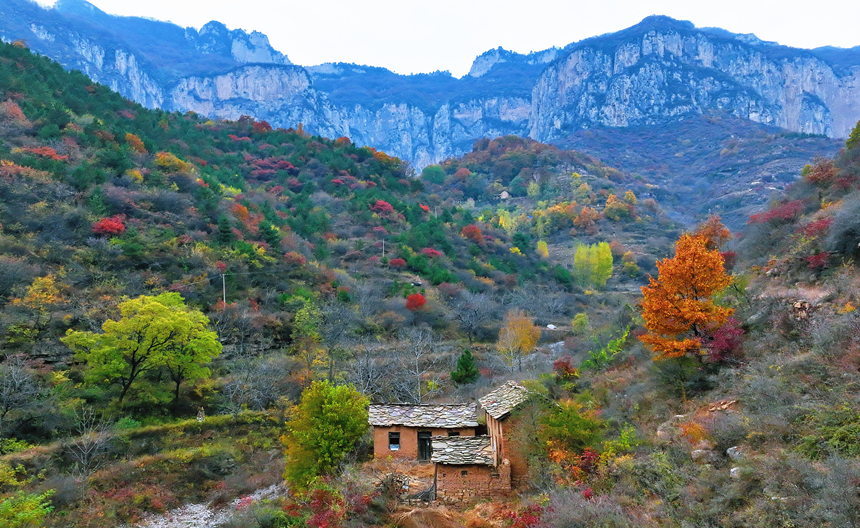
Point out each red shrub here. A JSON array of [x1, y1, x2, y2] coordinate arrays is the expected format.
[[388, 258, 406, 268], [720, 251, 737, 271], [748, 200, 804, 224], [421, 248, 442, 258], [252, 120, 273, 134], [92, 216, 125, 236], [370, 200, 395, 214], [553, 356, 579, 380], [461, 224, 484, 244], [705, 318, 744, 363], [805, 251, 831, 270], [419, 204, 430, 212], [405, 293, 426, 310], [284, 251, 307, 266], [800, 217, 833, 238]]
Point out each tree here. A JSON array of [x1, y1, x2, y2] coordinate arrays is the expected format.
[[0, 356, 44, 434], [281, 380, 368, 491], [452, 291, 497, 344], [62, 293, 222, 404], [0, 491, 54, 528], [405, 293, 426, 311], [694, 215, 732, 250], [451, 349, 479, 385], [639, 234, 733, 361], [573, 242, 613, 287], [496, 310, 541, 371]]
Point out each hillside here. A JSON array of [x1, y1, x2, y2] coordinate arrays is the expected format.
[[2, 37, 860, 528], [557, 112, 842, 230]]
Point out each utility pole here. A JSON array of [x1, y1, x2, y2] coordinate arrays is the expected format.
[[221, 274, 226, 304], [382, 239, 385, 258]]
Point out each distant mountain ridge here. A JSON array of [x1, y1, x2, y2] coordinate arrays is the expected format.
[[2, 1, 858, 168]]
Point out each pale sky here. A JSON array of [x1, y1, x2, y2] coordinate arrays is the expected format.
[[33, 0, 860, 77]]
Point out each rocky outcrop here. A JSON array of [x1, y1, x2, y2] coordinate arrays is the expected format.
[[185, 21, 291, 65], [529, 16, 860, 142]]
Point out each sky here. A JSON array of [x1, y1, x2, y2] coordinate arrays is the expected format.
[[33, 0, 860, 77]]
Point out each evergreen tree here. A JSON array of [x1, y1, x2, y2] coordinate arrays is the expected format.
[[216, 215, 234, 245], [451, 349, 479, 385]]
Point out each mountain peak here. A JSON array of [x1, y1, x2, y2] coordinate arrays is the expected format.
[[53, 0, 106, 17]]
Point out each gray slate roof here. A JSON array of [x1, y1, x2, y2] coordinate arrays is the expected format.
[[431, 435, 494, 465], [368, 403, 478, 428], [478, 381, 533, 420]]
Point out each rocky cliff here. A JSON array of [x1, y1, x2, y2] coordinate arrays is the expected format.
[[529, 16, 860, 143], [2, 3, 859, 168]]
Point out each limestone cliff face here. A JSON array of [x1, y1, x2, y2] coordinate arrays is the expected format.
[[529, 17, 860, 142], [167, 65, 346, 139], [327, 96, 532, 168]]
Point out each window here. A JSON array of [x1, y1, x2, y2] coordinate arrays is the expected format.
[[448, 431, 460, 437], [388, 432, 400, 451], [461, 470, 468, 476]]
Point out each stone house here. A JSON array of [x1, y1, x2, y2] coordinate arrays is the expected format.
[[368, 403, 478, 461], [370, 381, 537, 501]]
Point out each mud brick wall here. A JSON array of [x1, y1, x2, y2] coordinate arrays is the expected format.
[[435, 460, 511, 503], [373, 426, 476, 460]]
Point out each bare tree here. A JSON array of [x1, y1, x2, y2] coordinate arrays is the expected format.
[[319, 301, 360, 381], [345, 340, 392, 401], [0, 355, 44, 433], [219, 352, 301, 415], [67, 405, 114, 498], [391, 326, 447, 403], [451, 291, 498, 344]]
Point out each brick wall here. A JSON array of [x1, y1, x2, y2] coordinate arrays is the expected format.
[[373, 426, 476, 460], [500, 414, 531, 488], [435, 460, 511, 503]]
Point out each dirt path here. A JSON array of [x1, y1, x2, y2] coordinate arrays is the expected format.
[[129, 483, 286, 528]]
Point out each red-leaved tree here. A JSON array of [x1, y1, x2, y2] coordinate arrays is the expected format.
[[405, 293, 426, 310]]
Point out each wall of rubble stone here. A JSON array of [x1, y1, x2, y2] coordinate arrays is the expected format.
[[435, 460, 511, 502]]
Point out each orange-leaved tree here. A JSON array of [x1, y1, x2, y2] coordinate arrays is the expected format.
[[639, 234, 733, 361]]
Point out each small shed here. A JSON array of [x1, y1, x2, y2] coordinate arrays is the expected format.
[[432, 435, 511, 501], [369, 403, 478, 461]]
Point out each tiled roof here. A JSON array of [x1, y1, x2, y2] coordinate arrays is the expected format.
[[478, 381, 533, 420], [368, 403, 478, 428], [431, 435, 494, 465]]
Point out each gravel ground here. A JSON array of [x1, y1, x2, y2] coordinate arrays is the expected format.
[[128, 483, 286, 528]]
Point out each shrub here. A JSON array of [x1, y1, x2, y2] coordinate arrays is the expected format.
[[405, 293, 426, 310], [92, 215, 125, 236]]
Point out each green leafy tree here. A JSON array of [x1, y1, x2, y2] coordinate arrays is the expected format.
[[847, 120, 860, 150], [573, 242, 613, 287], [281, 381, 369, 491], [62, 293, 221, 404], [0, 491, 54, 528], [451, 349, 479, 385]]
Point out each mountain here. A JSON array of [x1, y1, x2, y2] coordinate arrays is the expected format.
[[2, 2, 858, 172], [529, 15, 860, 142]]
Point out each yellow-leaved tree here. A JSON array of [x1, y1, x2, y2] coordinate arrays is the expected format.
[[639, 234, 733, 361], [496, 310, 541, 371]]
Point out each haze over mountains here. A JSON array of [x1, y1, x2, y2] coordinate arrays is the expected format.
[[2, 0, 857, 172]]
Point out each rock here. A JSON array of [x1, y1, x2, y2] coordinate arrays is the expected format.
[[691, 449, 719, 463], [730, 467, 741, 478], [726, 446, 743, 460]]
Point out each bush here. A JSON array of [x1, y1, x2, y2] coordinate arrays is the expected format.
[[826, 196, 860, 260]]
